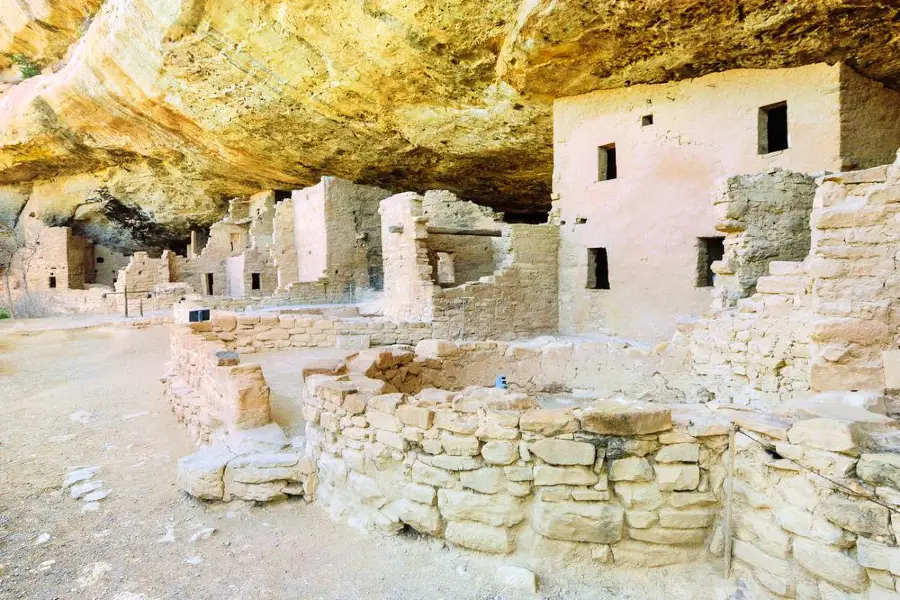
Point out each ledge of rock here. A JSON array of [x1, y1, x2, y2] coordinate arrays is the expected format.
[[1, 1, 900, 245]]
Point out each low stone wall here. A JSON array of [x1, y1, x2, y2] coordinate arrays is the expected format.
[[728, 407, 900, 599], [177, 423, 317, 503], [303, 373, 729, 565], [205, 310, 433, 354], [302, 370, 900, 592], [672, 259, 812, 407], [346, 340, 675, 400], [162, 323, 271, 445]]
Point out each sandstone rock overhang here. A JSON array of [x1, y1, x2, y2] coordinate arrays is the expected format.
[[0, 0, 898, 235]]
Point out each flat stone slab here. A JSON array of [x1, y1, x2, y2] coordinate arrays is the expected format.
[[177, 444, 236, 500], [579, 399, 672, 435]]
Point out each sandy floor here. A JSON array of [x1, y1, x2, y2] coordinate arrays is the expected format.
[[0, 324, 733, 600]]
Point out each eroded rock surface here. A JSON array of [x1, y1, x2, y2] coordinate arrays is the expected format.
[[1, 1, 899, 246]]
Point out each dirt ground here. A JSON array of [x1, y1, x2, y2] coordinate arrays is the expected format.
[[0, 323, 733, 600]]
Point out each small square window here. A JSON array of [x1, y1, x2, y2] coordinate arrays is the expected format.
[[696, 237, 725, 287], [96, 256, 104, 264], [759, 102, 788, 154], [586, 248, 610, 290], [251, 272, 261, 290], [641, 114, 653, 126], [597, 144, 617, 181]]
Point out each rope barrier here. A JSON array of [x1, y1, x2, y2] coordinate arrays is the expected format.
[[734, 427, 900, 516]]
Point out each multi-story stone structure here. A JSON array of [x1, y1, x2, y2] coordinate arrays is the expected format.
[[554, 63, 900, 340]]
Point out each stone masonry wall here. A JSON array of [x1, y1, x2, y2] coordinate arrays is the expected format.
[[712, 170, 816, 308], [162, 323, 271, 445], [203, 310, 433, 355], [807, 159, 900, 397], [669, 260, 813, 407], [303, 372, 729, 565], [728, 409, 900, 599], [432, 224, 559, 340], [381, 192, 436, 322], [381, 192, 559, 340]]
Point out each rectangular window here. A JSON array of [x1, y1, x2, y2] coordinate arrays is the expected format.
[[251, 272, 261, 290], [586, 248, 610, 290], [205, 273, 214, 295], [597, 144, 617, 181], [229, 232, 241, 252], [759, 102, 788, 154], [48, 276, 57, 289], [641, 114, 653, 126], [696, 237, 725, 287]]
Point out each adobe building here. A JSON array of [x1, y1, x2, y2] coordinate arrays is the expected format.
[[553, 63, 900, 341], [18, 215, 127, 291]]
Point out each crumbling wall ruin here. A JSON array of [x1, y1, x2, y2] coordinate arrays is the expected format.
[[381, 191, 559, 340], [712, 170, 816, 308], [162, 322, 272, 445], [807, 163, 900, 397], [303, 371, 727, 564], [198, 309, 432, 355]]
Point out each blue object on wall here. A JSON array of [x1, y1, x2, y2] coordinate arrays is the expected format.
[[495, 375, 508, 390]]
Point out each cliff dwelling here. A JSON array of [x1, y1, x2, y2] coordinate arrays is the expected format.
[[4, 3, 900, 600]]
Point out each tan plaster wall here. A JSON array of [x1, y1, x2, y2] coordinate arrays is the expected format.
[[554, 64, 846, 341], [91, 245, 129, 286], [272, 198, 298, 291], [293, 181, 328, 282], [839, 65, 900, 171]]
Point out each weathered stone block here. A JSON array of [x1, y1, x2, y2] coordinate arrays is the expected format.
[[793, 538, 868, 592], [412, 461, 457, 487], [787, 418, 859, 455], [528, 438, 595, 466], [627, 526, 707, 545], [654, 464, 700, 491], [532, 501, 624, 543], [437, 489, 525, 527], [519, 408, 578, 436], [445, 520, 514, 554], [533, 465, 599, 487], [613, 481, 664, 510], [732, 539, 790, 577], [858, 454, 900, 489], [402, 482, 437, 505], [481, 441, 519, 465], [366, 409, 402, 432], [658, 508, 715, 529], [857, 537, 900, 576], [774, 506, 849, 546], [612, 540, 705, 567], [655, 443, 700, 463], [504, 465, 533, 482], [393, 498, 443, 536], [579, 400, 671, 435], [396, 405, 433, 429], [608, 457, 654, 482], [176, 445, 234, 500], [820, 493, 890, 535], [624, 510, 658, 529], [441, 432, 480, 456], [433, 410, 479, 434], [226, 452, 303, 484], [460, 467, 506, 494], [430, 455, 481, 471]]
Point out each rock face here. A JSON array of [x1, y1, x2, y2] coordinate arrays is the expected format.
[[1, 1, 900, 245]]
